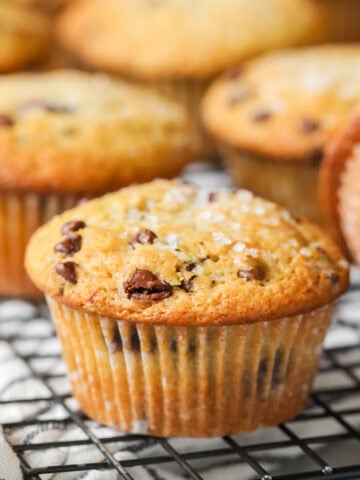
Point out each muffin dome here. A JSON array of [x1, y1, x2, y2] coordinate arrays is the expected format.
[[26, 179, 348, 325]]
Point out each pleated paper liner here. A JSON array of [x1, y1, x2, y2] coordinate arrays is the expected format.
[[0, 190, 81, 299], [318, 0, 360, 42], [221, 145, 322, 224], [48, 296, 334, 437]]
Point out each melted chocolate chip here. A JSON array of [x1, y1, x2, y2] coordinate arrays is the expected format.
[[170, 339, 177, 353], [252, 110, 272, 122], [61, 220, 86, 235], [225, 66, 243, 80], [328, 272, 340, 284], [208, 192, 218, 203], [54, 234, 82, 255], [301, 117, 320, 134], [306, 147, 323, 163], [180, 279, 192, 292], [130, 229, 157, 248], [111, 325, 123, 353], [54, 262, 78, 284], [0, 114, 14, 127], [124, 269, 173, 300], [237, 266, 264, 281], [19, 99, 74, 115]]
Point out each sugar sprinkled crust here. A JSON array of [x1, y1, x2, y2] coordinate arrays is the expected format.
[[26, 179, 349, 325], [56, 0, 325, 78], [202, 45, 360, 161], [0, 0, 50, 72], [0, 70, 192, 193]]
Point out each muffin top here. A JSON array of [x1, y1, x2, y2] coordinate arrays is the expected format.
[[0, 70, 192, 194], [56, 0, 325, 79], [320, 107, 360, 260], [26, 179, 349, 326], [202, 45, 360, 161], [0, 0, 50, 72]]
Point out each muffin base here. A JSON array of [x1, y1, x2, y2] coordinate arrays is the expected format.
[[0, 190, 81, 299], [319, 0, 360, 42], [222, 146, 321, 223], [48, 296, 333, 437]]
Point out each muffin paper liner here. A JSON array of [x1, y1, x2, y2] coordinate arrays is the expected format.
[[0, 190, 81, 298], [48, 296, 334, 437], [321, 0, 360, 42], [221, 145, 321, 223]]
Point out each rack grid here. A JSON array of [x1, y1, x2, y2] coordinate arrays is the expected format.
[[0, 286, 359, 480]]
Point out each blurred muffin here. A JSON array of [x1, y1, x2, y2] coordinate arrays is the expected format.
[[320, 106, 360, 263], [0, 70, 192, 298], [25, 179, 348, 437], [202, 45, 360, 223], [56, 0, 326, 157], [0, 0, 50, 72]]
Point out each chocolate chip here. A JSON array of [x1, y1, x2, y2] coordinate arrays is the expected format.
[[61, 220, 86, 235], [237, 266, 264, 281], [327, 272, 340, 284], [186, 262, 196, 272], [54, 262, 78, 284], [208, 192, 218, 203], [130, 229, 157, 248], [188, 341, 196, 355], [123, 269, 173, 300], [252, 110, 272, 122], [54, 234, 82, 255], [110, 325, 122, 353], [0, 114, 14, 127], [300, 117, 320, 134], [306, 147, 323, 163], [19, 99, 74, 115], [272, 349, 284, 388], [180, 279, 193, 292], [225, 66, 243, 80]]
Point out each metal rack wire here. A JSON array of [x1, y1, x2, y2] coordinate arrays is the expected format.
[[1, 289, 360, 480]]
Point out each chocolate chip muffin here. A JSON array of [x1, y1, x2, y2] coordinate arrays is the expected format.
[[56, 0, 326, 158], [202, 45, 360, 223], [0, 70, 192, 298], [0, 0, 50, 72], [25, 179, 348, 437], [320, 106, 360, 263]]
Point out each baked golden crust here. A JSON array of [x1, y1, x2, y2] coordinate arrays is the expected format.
[[0, 0, 50, 72], [320, 107, 360, 262], [0, 70, 193, 193], [202, 45, 360, 161], [56, 0, 325, 79], [26, 179, 349, 326]]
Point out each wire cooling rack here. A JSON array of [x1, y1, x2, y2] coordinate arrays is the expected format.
[[0, 287, 360, 480]]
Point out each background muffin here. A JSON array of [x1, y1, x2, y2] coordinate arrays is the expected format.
[[202, 45, 360, 223], [0, 0, 50, 72], [26, 180, 348, 437], [320, 106, 360, 263], [315, 0, 360, 42], [56, 0, 327, 157], [0, 70, 192, 298]]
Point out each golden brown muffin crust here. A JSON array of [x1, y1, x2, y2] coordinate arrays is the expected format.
[[202, 45, 360, 161], [0, 0, 50, 72], [0, 71, 192, 194], [26, 180, 349, 326], [56, 0, 326, 78]]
